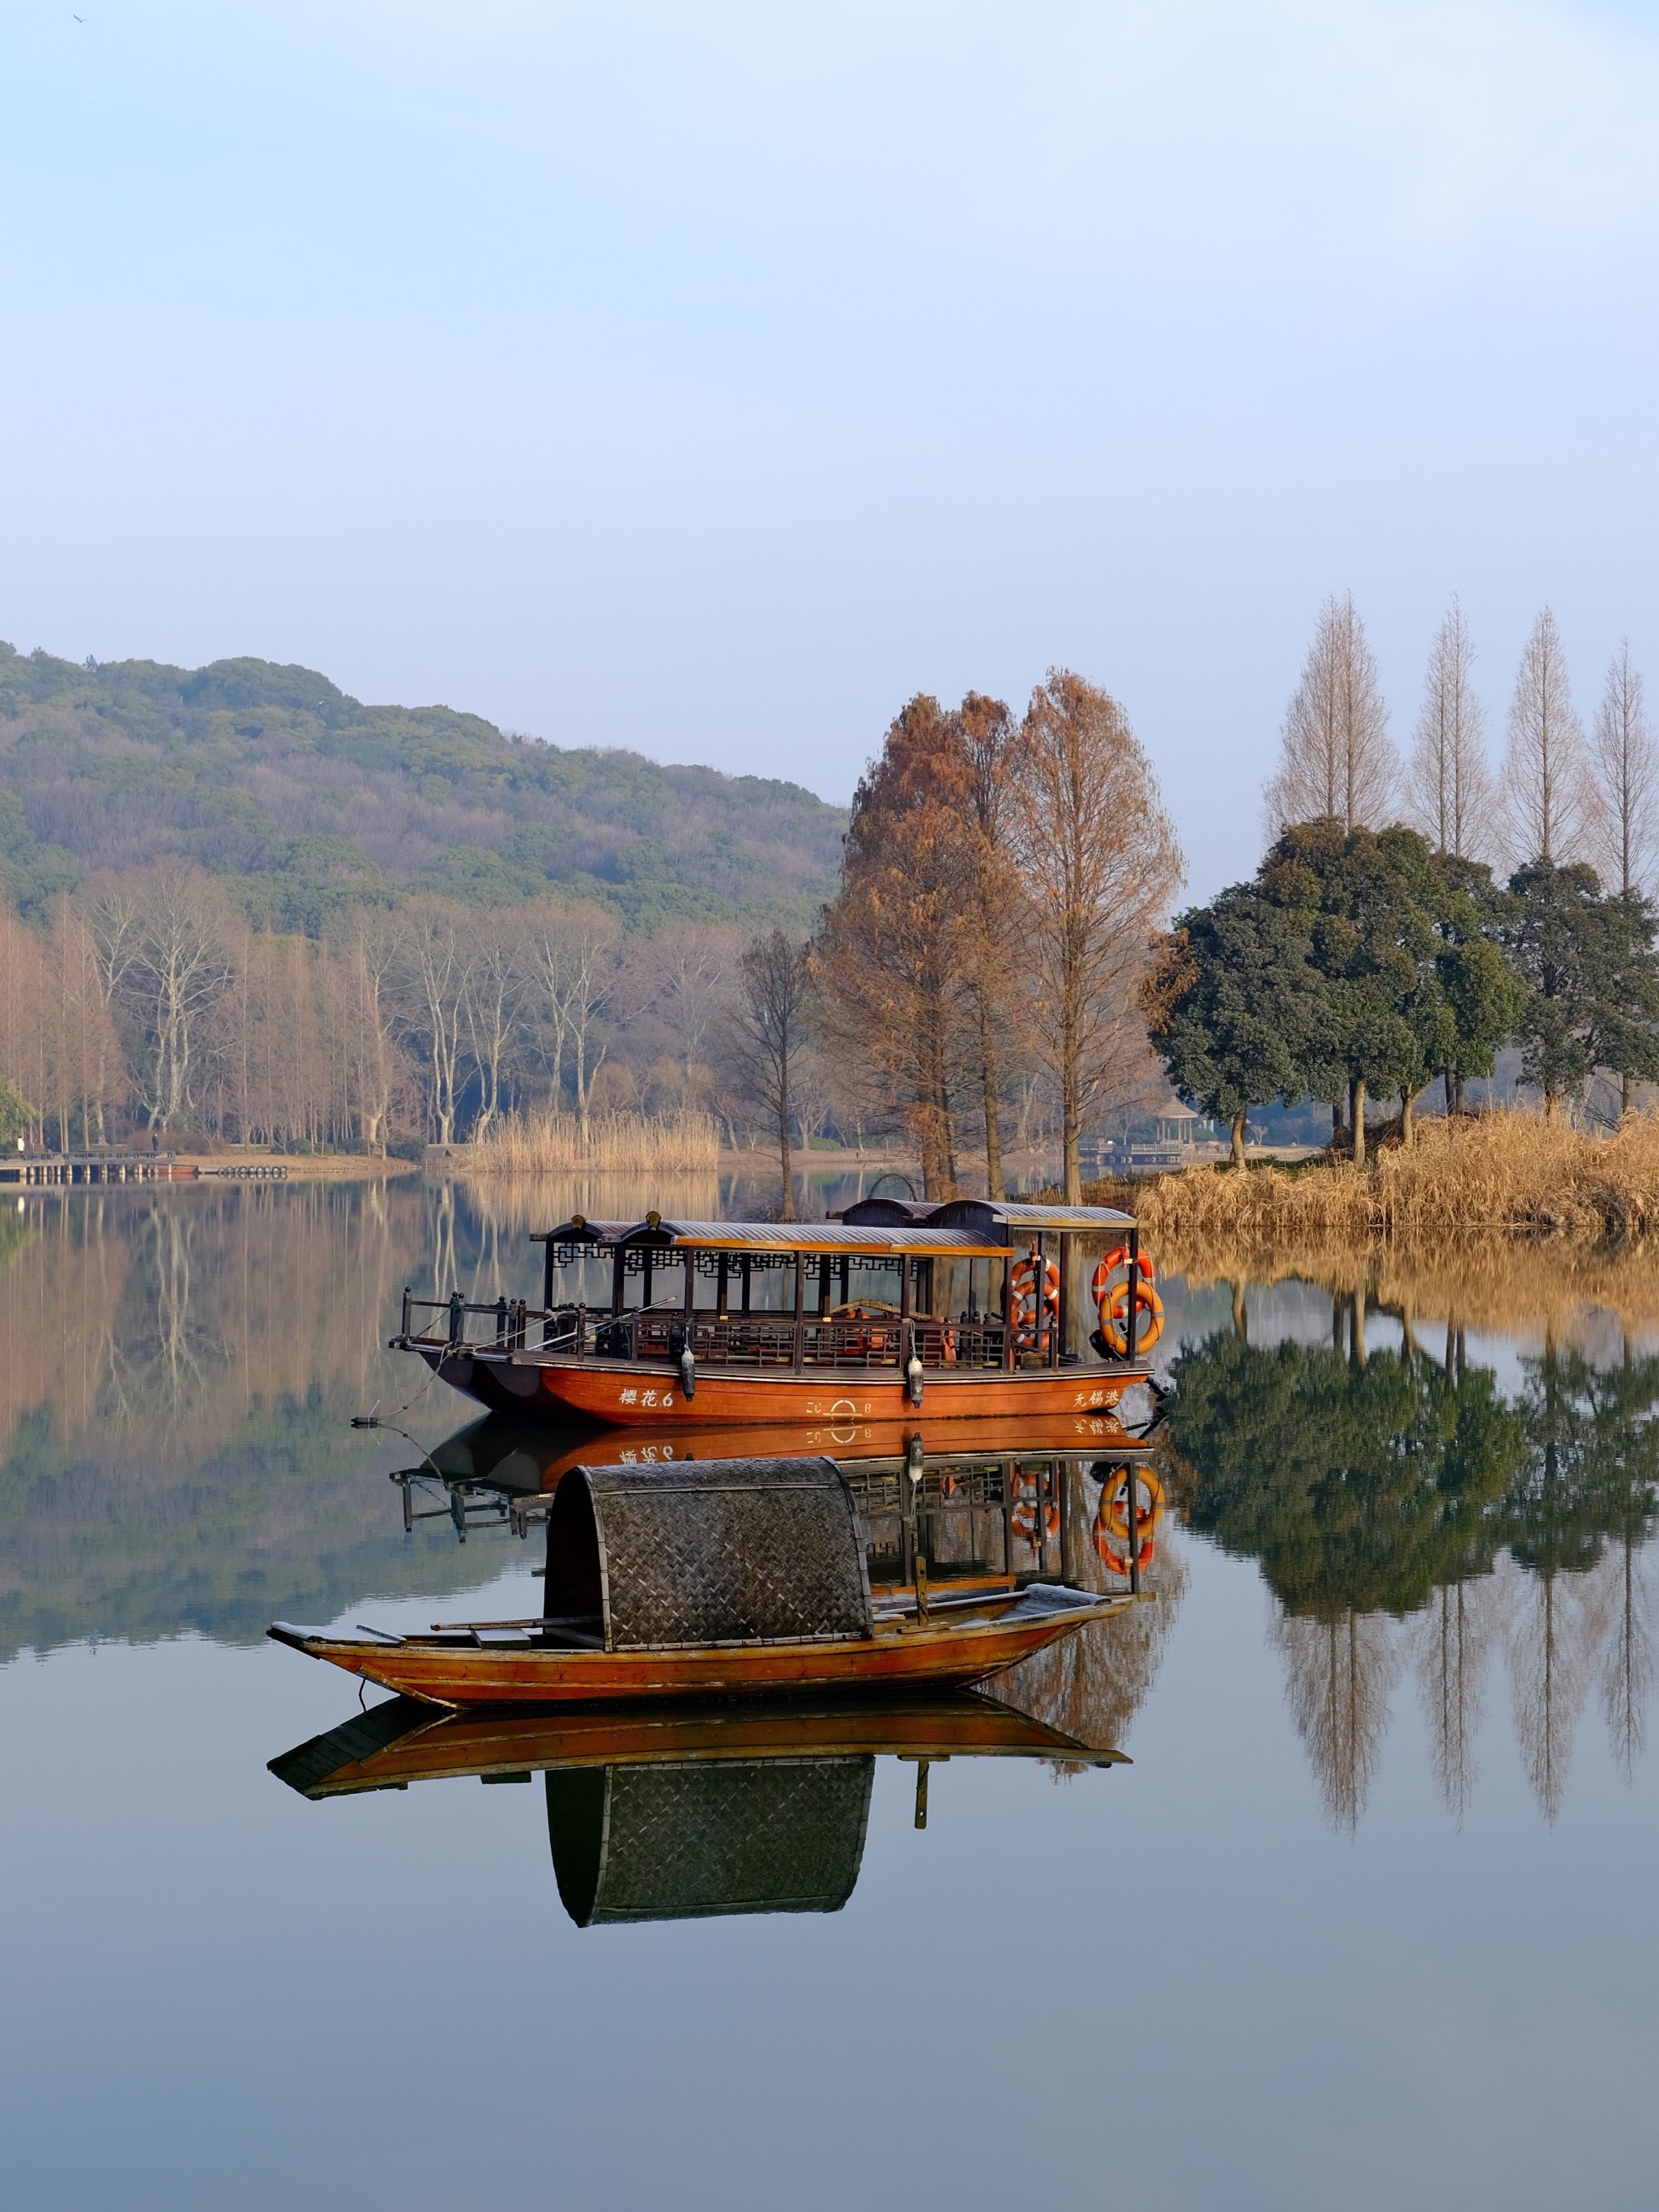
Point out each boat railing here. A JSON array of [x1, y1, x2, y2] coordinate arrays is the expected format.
[[397, 1293, 1013, 1371]]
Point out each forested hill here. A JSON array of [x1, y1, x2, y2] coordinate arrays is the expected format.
[[0, 643, 846, 933]]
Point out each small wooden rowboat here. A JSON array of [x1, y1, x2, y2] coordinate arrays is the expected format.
[[392, 1196, 1160, 1427], [269, 1456, 1128, 1710]]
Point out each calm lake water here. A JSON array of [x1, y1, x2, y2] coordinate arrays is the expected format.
[[2, 1175, 1657, 2210]]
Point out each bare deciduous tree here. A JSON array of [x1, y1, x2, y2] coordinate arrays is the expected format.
[[1010, 671, 1183, 1203], [1503, 607, 1596, 866], [396, 900, 471, 1145], [815, 697, 977, 1198], [725, 930, 814, 1220], [522, 900, 618, 1140], [461, 913, 524, 1139], [1590, 640, 1658, 899], [639, 923, 737, 1103], [1267, 593, 1397, 835], [957, 692, 1023, 1199], [1407, 597, 1494, 859], [122, 864, 236, 1133]]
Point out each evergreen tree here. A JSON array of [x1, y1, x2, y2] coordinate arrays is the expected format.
[[1260, 822, 1445, 1163], [1144, 885, 1333, 1168], [1501, 862, 1659, 1115]]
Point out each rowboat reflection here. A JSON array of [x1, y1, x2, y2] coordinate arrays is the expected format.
[[269, 1694, 1128, 1925]]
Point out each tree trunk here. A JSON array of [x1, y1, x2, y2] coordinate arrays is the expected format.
[[1230, 1279, 1248, 1342], [1444, 1067, 1456, 1117], [1350, 1076, 1367, 1167], [1623, 1071, 1633, 1123], [1544, 1088, 1559, 1122], [1230, 1110, 1247, 1171], [1062, 1104, 1081, 1206], [979, 1011, 1004, 1200], [778, 1102, 795, 1221], [1401, 1085, 1415, 1147]]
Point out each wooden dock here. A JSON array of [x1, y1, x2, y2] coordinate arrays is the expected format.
[[0, 1153, 201, 1187]]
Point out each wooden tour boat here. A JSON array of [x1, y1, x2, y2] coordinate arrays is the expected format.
[[392, 1196, 1162, 1426], [269, 1456, 1129, 1709]]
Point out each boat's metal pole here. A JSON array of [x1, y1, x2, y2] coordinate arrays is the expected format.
[[1126, 1225, 1141, 1362], [792, 1250, 806, 1371], [542, 1239, 555, 1312]]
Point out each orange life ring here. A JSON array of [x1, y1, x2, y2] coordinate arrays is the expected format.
[[1097, 1280, 1164, 1356], [1010, 1252, 1060, 1349], [1091, 1246, 1155, 1314], [940, 1324, 957, 1366]]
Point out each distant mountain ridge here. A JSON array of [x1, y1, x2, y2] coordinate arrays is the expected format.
[[0, 642, 847, 932]]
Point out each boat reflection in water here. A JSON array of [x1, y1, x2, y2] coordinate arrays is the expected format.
[[270, 1695, 1127, 1926], [392, 1408, 1170, 1601]]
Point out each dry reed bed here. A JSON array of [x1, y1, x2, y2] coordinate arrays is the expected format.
[[1090, 1109, 1659, 1245], [454, 1110, 722, 1178], [1077, 1110, 1659, 1337]]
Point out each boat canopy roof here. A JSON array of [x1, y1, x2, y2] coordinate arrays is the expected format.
[[533, 1196, 1135, 1259], [834, 1196, 1136, 1236]]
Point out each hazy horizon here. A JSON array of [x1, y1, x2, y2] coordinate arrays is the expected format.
[[5, 2, 1659, 900]]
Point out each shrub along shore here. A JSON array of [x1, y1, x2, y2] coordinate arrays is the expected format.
[[1085, 1107, 1659, 1247]]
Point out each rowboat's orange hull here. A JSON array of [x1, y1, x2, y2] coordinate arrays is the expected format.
[[419, 1347, 1143, 1426], [271, 1602, 1124, 1709]]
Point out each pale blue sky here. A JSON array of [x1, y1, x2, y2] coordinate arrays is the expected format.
[[4, 0, 1659, 897]]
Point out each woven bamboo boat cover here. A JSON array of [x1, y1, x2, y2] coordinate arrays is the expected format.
[[569, 1457, 873, 1651]]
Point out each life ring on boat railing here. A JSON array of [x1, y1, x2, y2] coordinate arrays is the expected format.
[[1091, 1246, 1155, 1314], [1097, 1279, 1164, 1356], [940, 1324, 957, 1366], [1011, 1253, 1060, 1349]]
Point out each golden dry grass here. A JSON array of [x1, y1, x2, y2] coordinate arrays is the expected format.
[[455, 1110, 722, 1177], [1076, 1108, 1659, 1337], [1089, 1107, 1659, 1247]]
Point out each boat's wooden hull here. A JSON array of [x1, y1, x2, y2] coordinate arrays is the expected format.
[[417, 1346, 1145, 1427], [270, 1600, 1124, 1709]]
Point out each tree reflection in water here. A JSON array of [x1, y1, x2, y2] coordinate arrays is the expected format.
[[1166, 1315, 1659, 1825]]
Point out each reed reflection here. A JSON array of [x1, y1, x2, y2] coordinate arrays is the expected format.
[[1165, 1313, 1659, 1825]]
